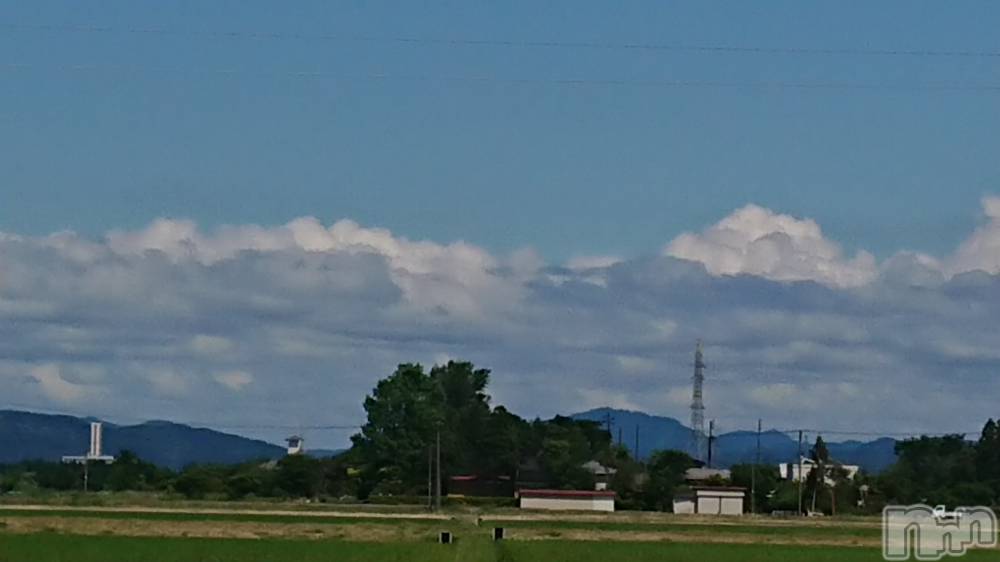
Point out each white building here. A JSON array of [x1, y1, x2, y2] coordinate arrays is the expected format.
[[518, 489, 616, 512], [62, 422, 115, 464], [779, 457, 859, 485], [285, 435, 304, 455], [672, 486, 746, 516]]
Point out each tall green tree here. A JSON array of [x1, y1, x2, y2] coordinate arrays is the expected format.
[[808, 435, 830, 513], [430, 361, 493, 475], [351, 363, 444, 497]]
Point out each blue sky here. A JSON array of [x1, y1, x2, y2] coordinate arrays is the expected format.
[[2, 2, 1000, 447], [3, 1, 998, 260]]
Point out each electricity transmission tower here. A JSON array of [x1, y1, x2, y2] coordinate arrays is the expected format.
[[689, 341, 707, 463]]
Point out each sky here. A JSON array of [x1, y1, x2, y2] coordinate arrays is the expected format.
[[1, 2, 999, 448]]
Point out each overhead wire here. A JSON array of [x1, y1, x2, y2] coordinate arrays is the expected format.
[[2, 22, 999, 59], [2, 62, 998, 93]]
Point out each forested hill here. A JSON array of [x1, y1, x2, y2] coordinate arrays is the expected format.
[[571, 407, 898, 473], [0, 410, 284, 470]]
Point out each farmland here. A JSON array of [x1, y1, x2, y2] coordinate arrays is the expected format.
[[3, 504, 1000, 561]]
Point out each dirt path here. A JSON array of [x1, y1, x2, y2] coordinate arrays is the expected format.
[[0, 504, 450, 521]]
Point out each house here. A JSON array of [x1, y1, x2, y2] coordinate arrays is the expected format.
[[778, 457, 859, 485], [672, 486, 746, 516], [518, 489, 616, 512], [581, 460, 617, 491]]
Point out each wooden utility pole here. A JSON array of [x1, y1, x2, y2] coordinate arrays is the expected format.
[[427, 446, 433, 510], [435, 430, 442, 511], [707, 420, 715, 468], [797, 431, 804, 515], [634, 425, 640, 460], [752, 418, 761, 514], [603, 411, 614, 436]]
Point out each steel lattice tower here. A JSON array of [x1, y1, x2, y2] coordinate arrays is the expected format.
[[689, 341, 707, 463]]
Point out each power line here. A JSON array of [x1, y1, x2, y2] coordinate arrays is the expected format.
[[3, 63, 999, 93], [772, 427, 977, 438], [2, 22, 999, 59]]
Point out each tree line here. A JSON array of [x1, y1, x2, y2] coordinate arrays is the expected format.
[[3, 360, 1000, 513]]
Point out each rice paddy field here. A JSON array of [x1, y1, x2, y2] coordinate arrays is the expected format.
[[2, 505, 999, 561]]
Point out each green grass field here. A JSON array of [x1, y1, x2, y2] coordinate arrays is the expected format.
[[3, 506, 1000, 562], [0, 508, 443, 527], [4, 534, 1000, 562]]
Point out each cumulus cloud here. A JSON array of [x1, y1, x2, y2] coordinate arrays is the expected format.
[[2, 200, 1000, 446], [947, 196, 1000, 275], [665, 204, 878, 287]]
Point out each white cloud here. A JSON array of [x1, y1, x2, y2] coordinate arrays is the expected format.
[[3, 199, 1000, 443], [28, 364, 93, 404], [665, 204, 877, 288], [214, 370, 254, 392], [104, 216, 522, 318], [947, 196, 1000, 275], [566, 255, 622, 271]]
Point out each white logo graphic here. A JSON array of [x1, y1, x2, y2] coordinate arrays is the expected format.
[[883, 504, 997, 560]]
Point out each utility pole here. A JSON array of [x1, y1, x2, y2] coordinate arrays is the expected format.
[[603, 411, 615, 436], [797, 430, 804, 515], [634, 425, 640, 461], [83, 459, 89, 493], [707, 420, 715, 468], [427, 445, 433, 510], [435, 430, 442, 512], [752, 418, 761, 514]]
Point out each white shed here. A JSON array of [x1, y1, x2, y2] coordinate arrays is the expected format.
[[518, 489, 616, 512], [673, 486, 746, 516]]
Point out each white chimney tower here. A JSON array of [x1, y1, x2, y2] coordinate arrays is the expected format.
[[89, 422, 103, 458]]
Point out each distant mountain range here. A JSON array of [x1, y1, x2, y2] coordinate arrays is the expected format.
[[572, 408, 898, 473], [0, 410, 322, 470], [1, 407, 896, 473]]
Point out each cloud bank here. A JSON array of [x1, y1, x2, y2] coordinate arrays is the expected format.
[[2, 197, 1000, 446]]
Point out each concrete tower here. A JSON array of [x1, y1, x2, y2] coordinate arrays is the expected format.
[[689, 341, 707, 463]]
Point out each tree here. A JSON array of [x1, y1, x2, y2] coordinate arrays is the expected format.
[[274, 454, 325, 498], [730, 463, 779, 513], [173, 466, 227, 499], [642, 450, 694, 511], [106, 450, 171, 491], [430, 361, 493, 476], [480, 406, 529, 478], [808, 436, 830, 513], [350, 363, 444, 497], [878, 434, 977, 505]]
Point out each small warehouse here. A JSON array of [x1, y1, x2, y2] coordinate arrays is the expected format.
[[672, 486, 746, 516], [518, 489, 616, 512]]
